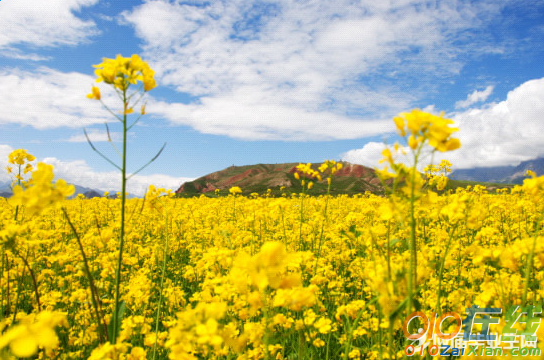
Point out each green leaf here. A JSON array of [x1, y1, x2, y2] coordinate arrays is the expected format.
[[108, 300, 126, 342], [389, 238, 401, 247]]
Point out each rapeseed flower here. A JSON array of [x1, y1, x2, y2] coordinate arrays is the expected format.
[[9, 162, 75, 216]]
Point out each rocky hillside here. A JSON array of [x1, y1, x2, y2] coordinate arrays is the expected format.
[[176, 162, 385, 196]]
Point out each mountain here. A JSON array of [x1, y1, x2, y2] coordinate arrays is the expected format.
[[82, 190, 103, 198], [451, 157, 544, 184], [0, 181, 11, 193], [0, 181, 109, 198], [176, 162, 386, 196]]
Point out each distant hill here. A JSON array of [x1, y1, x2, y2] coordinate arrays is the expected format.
[[451, 157, 544, 184], [0, 181, 111, 199], [176, 162, 386, 196], [0, 181, 11, 193]]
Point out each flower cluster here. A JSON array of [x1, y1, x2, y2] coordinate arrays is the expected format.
[[145, 184, 173, 212], [319, 160, 343, 185], [90, 54, 156, 94], [9, 162, 75, 216], [393, 109, 460, 152], [0, 311, 67, 358], [7, 149, 35, 166], [6, 149, 35, 186], [425, 159, 452, 191]]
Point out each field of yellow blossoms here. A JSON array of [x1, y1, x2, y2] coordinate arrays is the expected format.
[[1, 151, 544, 359], [1, 55, 543, 359]]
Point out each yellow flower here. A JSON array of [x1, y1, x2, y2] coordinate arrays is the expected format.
[[229, 186, 242, 195], [0, 311, 66, 358], [9, 162, 75, 216], [408, 134, 419, 150], [8, 149, 35, 165], [396, 109, 461, 152], [92, 54, 156, 92], [393, 116, 406, 136], [86, 86, 101, 100]]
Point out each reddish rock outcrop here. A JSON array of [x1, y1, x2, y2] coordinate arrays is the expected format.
[[336, 164, 372, 178]]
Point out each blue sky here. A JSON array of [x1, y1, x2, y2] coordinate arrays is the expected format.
[[1, 0, 544, 194]]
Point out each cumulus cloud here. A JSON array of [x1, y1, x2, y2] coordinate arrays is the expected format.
[[455, 85, 494, 109], [449, 78, 544, 168], [0, 0, 99, 50], [341, 141, 419, 170], [0, 144, 15, 184], [0, 143, 188, 196], [66, 128, 122, 143], [120, 0, 512, 141], [149, 97, 394, 141], [40, 157, 193, 196], [342, 78, 544, 169], [341, 142, 388, 168], [0, 48, 52, 61], [0, 67, 119, 129]]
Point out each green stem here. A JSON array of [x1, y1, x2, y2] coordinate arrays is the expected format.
[[112, 90, 128, 343], [314, 181, 331, 277], [407, 169, 416, 316], [152, 206, 170, 360], [522, 217, 542, 306], [435, 226, 456, 312], [11, 266, 25, 325], [62, 208, 107, 343], [11, 248, 41, 312], [0, 248, 4, 320], [298, 188, 305, 251]]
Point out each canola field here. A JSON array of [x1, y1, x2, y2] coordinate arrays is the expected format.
[[1, 165, 543, 359], [1, 55, 543, 359]]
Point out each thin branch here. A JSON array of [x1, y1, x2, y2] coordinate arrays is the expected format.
[[127, 113, 144, 131], [84, 128, 122, 171], [105, 123, 122, 158], [98, 99, 123, 123], [127, 143, 166, 180], [126, 84, 144, 103], [62, 207, 108, 343]]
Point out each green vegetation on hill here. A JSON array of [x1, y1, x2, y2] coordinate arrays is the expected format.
[[176, 162, 384, 197], [175, 162, 515, 198]]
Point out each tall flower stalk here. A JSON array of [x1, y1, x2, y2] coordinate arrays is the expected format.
[[87, 54, 162, 343], [145, 185, 174, 360], [376, 109, 460, 315]]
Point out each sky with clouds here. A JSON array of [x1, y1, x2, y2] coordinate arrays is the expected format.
[[0, 0, 543, 195]]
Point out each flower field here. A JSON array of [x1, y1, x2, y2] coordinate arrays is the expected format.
[[1, 55, 543, 359], [1, 169, 543, 359]]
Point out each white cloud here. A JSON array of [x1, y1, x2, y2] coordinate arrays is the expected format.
[[455, 85, 494, 109], [0, 145, 189, 196], [0, 144, 15, 184], [119, 0, 511, 141], [341, 141, 419, 169], [449, 78, 544, 168], [66, 128, 121, 143], [342, 78, 544, 170], [0, 67, 119, 129], [341, 142, 388, 168], [0, 48, 52, 61], [150, 97, 394, 141], [0, 0, 99, 50], [41, 157, 193, 196]]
